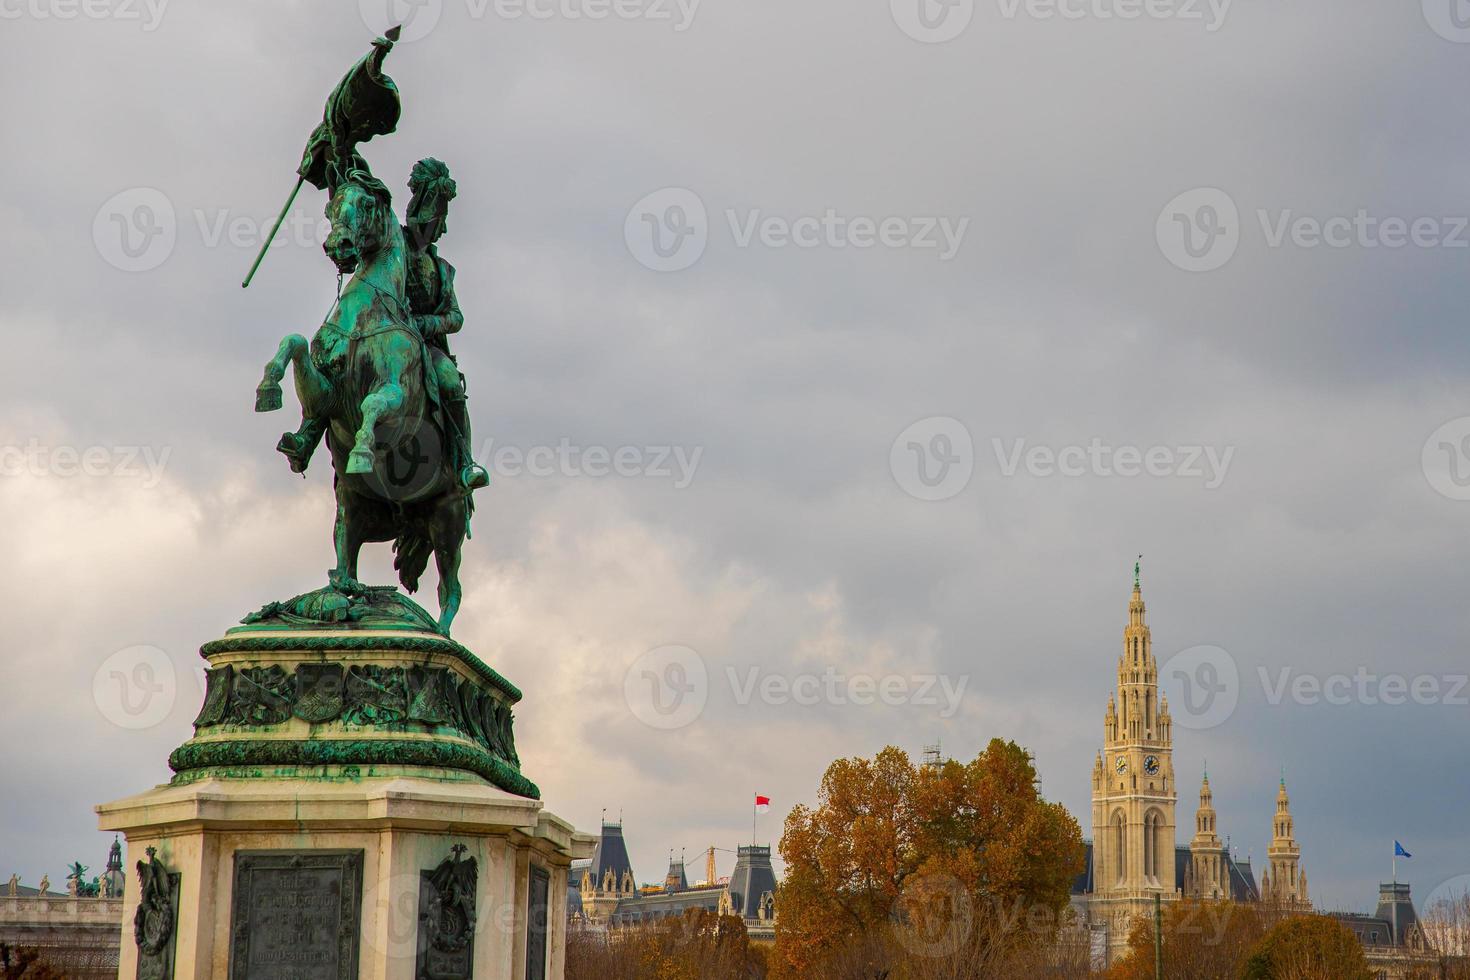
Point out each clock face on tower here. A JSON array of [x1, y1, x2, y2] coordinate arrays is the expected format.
[[1115, 755, 1128, 775], [1143, 755, 1161, 776]]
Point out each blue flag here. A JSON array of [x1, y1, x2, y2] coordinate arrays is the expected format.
[[1395, 841, 1412, 858]]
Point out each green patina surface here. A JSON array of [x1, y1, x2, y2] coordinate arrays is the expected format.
[[249, 29, 490, 637], [200, 632, 521, 702], [168, 738, 539, 799]]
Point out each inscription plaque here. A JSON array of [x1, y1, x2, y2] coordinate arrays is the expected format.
[[229, 849, 363, 980], [525, 865, 549, 980]]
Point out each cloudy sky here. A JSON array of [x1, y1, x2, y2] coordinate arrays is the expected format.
[[3, 0, 1470, 915]]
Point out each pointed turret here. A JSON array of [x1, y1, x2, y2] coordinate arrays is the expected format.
[[1264, 775, 1309, 908], [663, 850, 688, 893], [1187, 770, 1228, 899]]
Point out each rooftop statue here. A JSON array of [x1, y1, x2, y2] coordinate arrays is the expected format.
[[246, 28, 486, 635]]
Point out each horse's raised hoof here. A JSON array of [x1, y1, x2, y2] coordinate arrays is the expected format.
[[255, 381, 283, 413], [346, 447, 376, 474]]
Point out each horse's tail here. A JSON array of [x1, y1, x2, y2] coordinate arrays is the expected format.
[[393, 532, 433, 594]]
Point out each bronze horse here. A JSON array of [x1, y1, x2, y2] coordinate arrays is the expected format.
[[255, 173, 468, 633]]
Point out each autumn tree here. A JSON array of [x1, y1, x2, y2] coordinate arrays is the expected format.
[[1107, 900, 1270, 980], [566, 909, 767, 980], [772, 741, 1085, 980], [0, 944, 67, 980], [1239, 915, 1374, 980]]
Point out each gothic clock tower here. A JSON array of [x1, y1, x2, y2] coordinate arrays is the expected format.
[[1090, 563, 1178, 941]]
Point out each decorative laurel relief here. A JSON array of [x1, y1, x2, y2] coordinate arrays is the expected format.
[[191, 661, 518, 768]]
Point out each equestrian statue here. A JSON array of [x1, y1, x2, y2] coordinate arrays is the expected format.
[[247, 28, 487, 635]]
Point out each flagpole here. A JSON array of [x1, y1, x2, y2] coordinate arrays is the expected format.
[[752, 796, 756, 846], [241, 176, 306, 289]]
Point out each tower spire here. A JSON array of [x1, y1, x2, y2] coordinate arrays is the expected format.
[[1265, 773, 1308, 908], [1092, 561, 1177, 931]]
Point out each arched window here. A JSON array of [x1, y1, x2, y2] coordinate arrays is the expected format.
[[1111, 810, 1127, 885], [1143, 812, 1155, 878]]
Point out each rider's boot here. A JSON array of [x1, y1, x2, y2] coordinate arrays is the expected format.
[[446, 393, 489, 491], [277, 417, 327, 475]]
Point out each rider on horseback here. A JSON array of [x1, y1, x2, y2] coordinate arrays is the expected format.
[[276, 158, 489, 492], [402, 158, 489, 492]]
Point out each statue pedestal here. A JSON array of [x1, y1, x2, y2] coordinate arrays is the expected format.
[[97, 619, 593, 980]]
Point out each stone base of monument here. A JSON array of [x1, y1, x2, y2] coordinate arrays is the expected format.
[[97, 593, 593, 980]]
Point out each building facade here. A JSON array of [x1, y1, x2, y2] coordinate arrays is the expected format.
[[1077, 569, 1301, 955], [568, 822, 777, 941]]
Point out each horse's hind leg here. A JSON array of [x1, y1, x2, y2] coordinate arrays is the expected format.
[[329, 482, 366, 593], [430, 498, 466, 635]]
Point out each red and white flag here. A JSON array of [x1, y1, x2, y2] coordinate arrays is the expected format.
[[754, 795, 771, 813]]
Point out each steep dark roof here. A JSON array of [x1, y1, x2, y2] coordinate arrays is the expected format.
[[664, 857, 689, 893], [587, 823, 634, 893], [1072, 842, 1257, 902], [1327, 882, 1423, 948], [727, 846, 777, 921], [1073, 842, 1094, 895], [1373, 882, 1420, 945], [1226, 854, 1258, 902], [1332, 913, 1399, 948]]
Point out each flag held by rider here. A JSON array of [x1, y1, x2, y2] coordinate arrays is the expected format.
[[243, 25, 403, 288]]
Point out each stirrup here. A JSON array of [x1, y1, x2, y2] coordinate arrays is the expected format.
[[460, 463, 490, 491]]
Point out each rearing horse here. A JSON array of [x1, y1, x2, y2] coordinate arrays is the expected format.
[[254, 173, 469, 633]]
